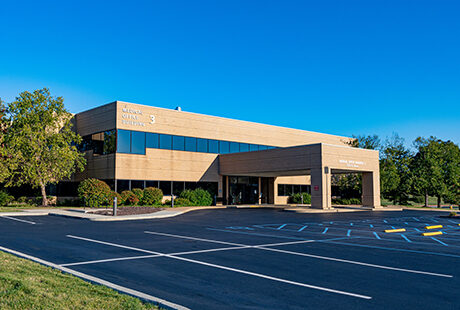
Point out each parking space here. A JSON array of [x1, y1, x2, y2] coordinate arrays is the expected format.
[[0, 209, 458, 309]]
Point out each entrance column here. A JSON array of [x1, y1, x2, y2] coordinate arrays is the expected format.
[[311, 167, 332, 209], [258, 177, 261, 205], [362, 171, 381, 208]]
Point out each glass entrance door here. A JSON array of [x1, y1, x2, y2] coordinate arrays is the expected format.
[[228, 176, 259, 204]]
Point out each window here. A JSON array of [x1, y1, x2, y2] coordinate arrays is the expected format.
[[229, 142, 239, 153], [249, 144, 259, 152], [278, 184, 286, 196], [146, 180, 159, 188], [103, 130, 117, 154], [172, 135, 185, 151], [173, 181, 184, 196], [117, 180, 130, 193], [197, 138, 208, 152], [208, 139, 219, 153], [184, 137, 197, 152], [146, 133, 159, 148], [131, 131, 146, 155], [258, 145, 268, 151], [239, 143, 249, 152], [219, 141, 230, 154], [159, 181, 171, 195], [117, 130, 131, 153], [159, 134, 172, 149]]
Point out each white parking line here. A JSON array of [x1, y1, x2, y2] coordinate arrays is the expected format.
[[66, 234, 371, 299], [1, 216, 36, 225], [144, 231, 452, 278]]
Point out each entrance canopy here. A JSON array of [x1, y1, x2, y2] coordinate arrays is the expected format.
[[219, 143, 380, 209]]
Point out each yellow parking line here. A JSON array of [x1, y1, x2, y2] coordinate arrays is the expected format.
[[384, 228, 406, 233], [425, 225, 443, 229], [422, 231, 443, 236]]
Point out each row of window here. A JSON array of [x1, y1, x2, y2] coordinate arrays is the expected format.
[[116, 180, 218, 197], [117, 129, 277, 155], [79, 130, 117, 155], [278, 184, 311, 196]]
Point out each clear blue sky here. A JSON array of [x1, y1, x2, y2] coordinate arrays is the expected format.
[[1, 0, 459, 147]]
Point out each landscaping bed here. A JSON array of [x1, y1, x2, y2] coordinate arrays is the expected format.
[[90, 206, 166, 216]]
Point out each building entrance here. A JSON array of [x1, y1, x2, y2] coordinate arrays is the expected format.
[[228, 176, 258, 204]]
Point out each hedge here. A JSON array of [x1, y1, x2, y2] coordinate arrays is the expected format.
[[179, 188, 212, 206], [77, 179, 112, 208], [121, 190, 139, 205], [131, 188, 144, 201], [288, 192, 311, 204], [141, 187, 163, 205]]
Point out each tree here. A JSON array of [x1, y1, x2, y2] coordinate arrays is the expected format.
[[3, 89, 86, 205], [411, 137, 460, 207], [0, 99, 8, 182], [379, 134, 412, 204]]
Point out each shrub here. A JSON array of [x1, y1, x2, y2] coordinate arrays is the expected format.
[[332, 198, 362, 205], [17, 196, 30, 204], [0, 191, 14, 206], [108, 191, 122, 206], [179, 188, 212, 206], [77, 179, 112, 208], [288, 192, 311, 204], [171, 198, 192, 207], [141, 187, 163, 205], [121, 190, 139, 205], [131, 188, 144, 201]]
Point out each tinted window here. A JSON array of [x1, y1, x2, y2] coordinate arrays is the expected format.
[[117, 180, 130, 193], [249, 144, 259, 152], [159, 181, 171, 195], [229, 142, 239, 153], [173, 181, 184, 196], [184, 137, 197, 152], [146, 133, 159, 148], [208, 139, 219, 153], [258, 145, 268, 151], [146, 180, 159, 188], [117, 130, 131, 153], [239, 143, 249, 152], [131, 180, 144, 189], [197, 138, 208, 152], [103, 130, 116, 154], [131, 131, 145, 154], [159, 134, 172, 149], [278, 184, 285, 196], [172, 135, 185, 151], [219, 141, 230, 154]]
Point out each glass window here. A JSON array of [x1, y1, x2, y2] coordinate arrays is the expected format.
[[239, 143, 249, 152], [146, 181, 159, 188], [173, 181, 184, 196], [219, 141, 230, 154], [258, 145, 268, 151], [229, 142, 239, 153], [117, 130, 131, 153], [159, 134, 172, 150], [286, 185, 293, 196], [131, 131, 146, 155], [197, 138, 208, 153], [131, 180, 144, 189], [146, 133, 159, 148], [278, 184, 285, 196], [249, 144, 259, 152], [172, 135, 185, 151], [117, 180, 130, 193], [185, 182, 197, 190], [159, 181, 171, 195], [103, 130, 116, 154], [208, 139, 219, 153], [185, 137, 197, 152]]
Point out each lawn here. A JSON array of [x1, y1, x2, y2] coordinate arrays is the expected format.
[[0, 251, 157, 310]]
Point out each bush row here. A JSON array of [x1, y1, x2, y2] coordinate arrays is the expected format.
[[76, 179, 213, 208], [288, 192, 312, 204]]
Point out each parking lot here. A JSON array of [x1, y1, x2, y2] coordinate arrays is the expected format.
[[0, 209, 458, 309]]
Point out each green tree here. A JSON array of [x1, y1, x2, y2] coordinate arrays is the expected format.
[[380, 134, 412, 204], [411, 137, 460, 207], [3, 89, 86, 206], [0, 99, 8, 182]]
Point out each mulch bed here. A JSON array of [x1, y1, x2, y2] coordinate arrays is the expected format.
[[90, 206, 166, 216]]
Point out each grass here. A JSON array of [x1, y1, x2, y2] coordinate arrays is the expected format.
[[0, 250, 157, 310], [0, 205, 87, 213]]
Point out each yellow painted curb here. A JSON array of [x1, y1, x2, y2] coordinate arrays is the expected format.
[[384, 228, 406, 233], [422, 231, 443, 236], [425, 225, 443, 229]]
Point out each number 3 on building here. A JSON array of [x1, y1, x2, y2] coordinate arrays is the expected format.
[[150, 115, 156, 124]]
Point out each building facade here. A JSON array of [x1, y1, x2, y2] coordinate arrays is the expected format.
[[65, 101, 381, 208]]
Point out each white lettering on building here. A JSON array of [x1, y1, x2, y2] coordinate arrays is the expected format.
[[121, 106, 151, 127], [339, 159, 365, 168]]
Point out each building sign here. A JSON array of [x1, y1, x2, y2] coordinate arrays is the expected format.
[[314, 185, 319, 191], [339, 159, 365, 168], [121, 105, 156, 127]]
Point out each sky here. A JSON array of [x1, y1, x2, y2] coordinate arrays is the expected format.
[[1, 0, 459, 148]]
